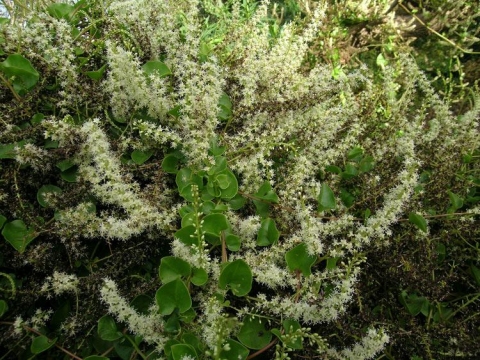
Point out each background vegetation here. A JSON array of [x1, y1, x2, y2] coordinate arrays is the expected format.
[[0, 0, 479, 359]]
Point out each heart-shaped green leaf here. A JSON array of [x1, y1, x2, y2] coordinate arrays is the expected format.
[[347, 146, 363, 162], [226, 233, 241, 251], [131, 149, 154, 165], [191, 267, 208, 286], [237, 315, 272, 349], [255, 181, 279, 203], [175, 225, 198, 246], [256, 217, 279, 246], [202, 213, 228, 236], [46, 3, 75, 20], [219, 339, 249, 360], [219, 259, 252, 297], [98, 315, 123, 341], [285, 243, 317, 277], [37, 185, 62, 208], [142, 60, 171, 79], [159, 256, 191, 284], [2, 220, 37, 253], [409, 212, 427, 232], [318, 183, 336, 212], [86, 64, 107, 81], [1, 54, 39, 94], [31, 335, 57, 354], [156, 279, 192, 315], [272, 319, 303, 349], [171, 344, 196, 360], [0, 215, 6, 229]]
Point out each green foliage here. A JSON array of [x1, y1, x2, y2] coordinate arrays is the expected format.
[[237, 315, 272, 349], [218, 259, 253, 297], [156, 278, 192, 315], [1, 219, 37, 253], [31, 335, 57, 354], [0, 0, 479, 359], [0, 54, 39, 95], [98, 315, 123, 341], [285, 243, 317, 277]]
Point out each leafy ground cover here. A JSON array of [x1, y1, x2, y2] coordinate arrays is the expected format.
[[0, 0, 479, 359]]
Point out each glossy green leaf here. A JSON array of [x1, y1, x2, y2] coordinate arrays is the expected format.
[[237, 315, 272, 350], [326, 257, 339, 270], [219, 259, 252, 297], [131, 149, 154, 165], [156, 278, 192, 315], [219, 339, 249, 360], [191, 267, 208, 286], [229, 194, 246, 210], [162, 153, 183, 174], [217, 169, 238, 200], [339, 188, 355, 207], [271, 319, 303, 349], [56, 159, 75, 172], [209, 137, 225, 156], [86, 64, 107, 81], [226, 233, 241, 251], [256, 217, 279, 246], [46, 3, 75, 20], [341, 164, 358, 180], [44, 139, 59, 149], [285, 243, 317, 276], [31, 335, 57, 354], [409, 212, 427, 232], [159, 256, 191, 284], [37, 185, 62, 208], [0, 215, 6, 229], [164, 312, 181, 333], [347, 146, 363, 161], [61, 166, 78, 182], [470, 264, 480, 286], [0, 300, 7, 318], [2, 220, 36, 253], [0, 54, 39, 94], [176, 168, 203, 201], [399, 291, 429, 316], [218, 92, 232, 122], [98, 315, 123, 341], [325, 165, 342, 174], [0, 141, 26, 159], [318, 183, 336, 212], [179, 307, 197, 323], [142, 60, 171, 78], [255, 181, 279, 203], [447, 191, 463, 212], [181, 213, 195, 228], [31, 113, 44, 125], [114, 341, 134, 360], [359, 155, 375, 173], [168, 105, 181, 118], [202, 213, 229, 236], [376, 53, 388, 69], [174, 225, 197, 246], [171, 344, 196, 360]]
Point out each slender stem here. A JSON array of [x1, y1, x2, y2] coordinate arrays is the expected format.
[[0, 72, 21, 102], [398, 2, 480, 55], [246, 338, 278, 360], [22, 325, 83, 360]]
